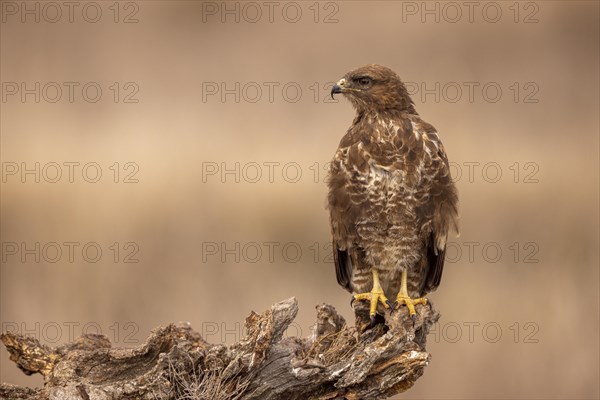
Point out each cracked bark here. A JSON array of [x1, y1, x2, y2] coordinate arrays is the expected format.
[[0, 298, 440, 400]]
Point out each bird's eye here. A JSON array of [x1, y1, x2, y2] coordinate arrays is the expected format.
[[358, 77, 372, 86]]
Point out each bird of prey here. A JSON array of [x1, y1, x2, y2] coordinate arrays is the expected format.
[[328, 65, 458, 325]]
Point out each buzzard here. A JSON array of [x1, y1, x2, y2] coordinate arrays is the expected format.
[[328, 65, 458, 324]]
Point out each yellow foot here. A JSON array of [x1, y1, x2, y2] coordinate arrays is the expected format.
[[352, 289, 390, 319], [393, 295, 428, 323]]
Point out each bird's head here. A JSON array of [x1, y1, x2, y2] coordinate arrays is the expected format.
[[331, 64, 416, 114]]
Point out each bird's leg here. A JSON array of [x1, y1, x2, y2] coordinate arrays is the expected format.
[[393, 269, 428, 323], [352, 269, 390, 320]]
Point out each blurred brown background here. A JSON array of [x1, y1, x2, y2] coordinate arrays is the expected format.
[[1, 1, 598, 398]]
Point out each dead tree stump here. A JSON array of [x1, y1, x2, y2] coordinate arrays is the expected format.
[[0, 298, 440, 400]]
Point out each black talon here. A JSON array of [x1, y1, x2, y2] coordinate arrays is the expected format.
[[369, 315, 377, 328], [411, 314, 417, 326], [386, 299, 395, 310], [350, 296, 356, 307]]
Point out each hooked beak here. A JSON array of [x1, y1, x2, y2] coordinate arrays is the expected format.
[[330, 78, 346, 99]]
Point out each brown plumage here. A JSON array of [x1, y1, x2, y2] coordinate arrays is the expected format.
[[328, 65, 458, 318]]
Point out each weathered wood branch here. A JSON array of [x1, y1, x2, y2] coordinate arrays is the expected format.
[[1, 298, 439, 400]]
